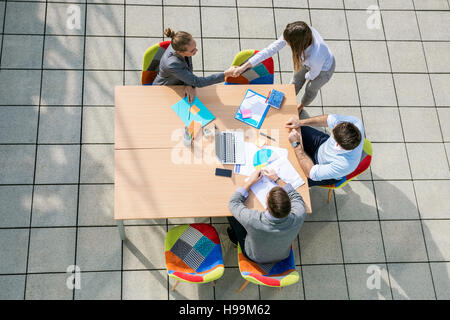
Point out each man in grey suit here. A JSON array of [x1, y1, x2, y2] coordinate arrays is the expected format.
[[227, 168, 307, 264], [154, 28, 236, 103]]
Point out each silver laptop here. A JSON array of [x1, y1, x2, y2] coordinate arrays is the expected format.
[[214, 125, 245, 164]]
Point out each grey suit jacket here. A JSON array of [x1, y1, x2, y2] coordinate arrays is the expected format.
[[153, 44, 225, 87], [228, 184, 306, 264]]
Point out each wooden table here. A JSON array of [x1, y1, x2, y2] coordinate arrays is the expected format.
[[114, 85, 311, 240]]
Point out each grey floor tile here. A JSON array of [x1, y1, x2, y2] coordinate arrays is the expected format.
[[43, 36, 85, 69], [201, 7, 238, 38], [335, 181, 379, 220], [430, 74, 450, 107], [38, 107, 82, 143], [203, 39, 240, 71], [1, 35, 43, 69], [430, 262, 450, 300], [4, 2, 45, 34], [374, 181, 419, 220], [80, 144, 114, 183], [393, 73, 435, 107], [86, 4, 124, 36], [309, 0, 343, 8], [125, 37, 161, 71], [274, 9, 310, 35], [343, 0, 375, 9], [202, 0, 236, 6], [238, 8, 276, 38], [215, 267, 260, 300], [299, 222, 343, 264], [381, 220, 428, 262], [74, 271, 121, 300], [0, 107, 38, 144], [310, 10, 348, 40], [125, 70, 142, 85], [351, 41, 390, 73], [346, 10, 385, 40], [388, 263, 436, 300], [78, 184, 114, 226], [302, 265, 348, 300], [35, 145, 80, 184], [378, 0, 414, 9], [326, 40, 353, 72], [126, 5, 162, 37], [357, 73, 397, 106], [416, 11, 450, 41], [422, 220, 450, 261], [83, 71, 124, 105], [340, 221, 386, 264], [0, 145, 36, 184], [0, 2, 4, 33], [123, 270, 168, 300], [237, 0, 272, 6], [407, 143, 450, 179], [28, 228, 76, 273], [0, 186, 32, 228], [82, 107, 114, 143], [305, 187, 338, 221], [169, 277, 215, 300], [437, 108, 450, 142], [0, 275, 26, 300], [321, 73, 359, 106], [362, 107, 403, 142], [382, 11, 421, 40], [400, 108, 442, 142], [0, 70, 41, 105], [85, 37, 124, 70], [41, 70, 83, 106], [413, 0, 449, 9], [414, 180, 450, 219], [76, 227, 122, 271], [25, 273, 74, 300], [46, 3, 86, 35], [346, 264, 392, 300], [165, 0, 197, 5], [0, 229, 29, 274], [259, 266, 304, 300], [387, 41, 427, 73], [32, 185, 78, 227], [123, 225, 166, 270], [423, 42, 450, 73]]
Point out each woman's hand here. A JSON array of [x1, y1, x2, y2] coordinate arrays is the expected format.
[[184, 86, 196, 104]]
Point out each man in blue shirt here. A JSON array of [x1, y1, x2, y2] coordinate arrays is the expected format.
[[285, 114, 364, 186]]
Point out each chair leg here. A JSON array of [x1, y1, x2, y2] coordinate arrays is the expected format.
[[211, 281, 215, 287], [278, 287, 282, 291], [327, 189, 333, 203], [171, 279, 179, 291], [238, 281, 249, 293]]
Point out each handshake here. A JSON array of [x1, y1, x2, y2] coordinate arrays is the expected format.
[[224, 65, 247, 78]]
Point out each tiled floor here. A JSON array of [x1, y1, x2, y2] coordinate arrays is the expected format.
[[0, 0, 449, 300]]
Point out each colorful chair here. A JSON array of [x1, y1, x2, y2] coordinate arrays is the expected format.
[[165, 223, 224, 291], [141, 40, 171, 86], [225, 49, 274, 85], [320, 138, 373, 203], [237, 244, 299, 293]]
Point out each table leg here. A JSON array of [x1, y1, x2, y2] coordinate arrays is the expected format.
[[117, 220, 126, 240]]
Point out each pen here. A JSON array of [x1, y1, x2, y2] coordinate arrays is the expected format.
[[260, 132, 276, 142]]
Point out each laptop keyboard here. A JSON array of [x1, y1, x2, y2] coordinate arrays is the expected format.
[[223, 132, 236, 163]]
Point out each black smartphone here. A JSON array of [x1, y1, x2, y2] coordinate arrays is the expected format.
[[215, 168, 232, 178]]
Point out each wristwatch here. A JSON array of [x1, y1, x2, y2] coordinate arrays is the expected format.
[[275, 177, 281, 183], [291, 141, 301, 148]]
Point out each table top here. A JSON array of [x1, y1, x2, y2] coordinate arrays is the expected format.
[[114, 85, 312, 220]]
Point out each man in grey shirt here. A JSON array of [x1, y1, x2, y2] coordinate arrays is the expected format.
[[228, 169, 307, 264]]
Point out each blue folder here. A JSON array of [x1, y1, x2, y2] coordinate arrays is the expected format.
[[234, 89, 269, 129], [171, 96, 215, 127]]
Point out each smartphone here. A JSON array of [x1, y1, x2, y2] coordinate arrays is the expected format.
[[215, 168, 232, 178]]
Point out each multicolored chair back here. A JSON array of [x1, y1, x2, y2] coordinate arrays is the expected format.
[[141, 40, 171, 86], [165, 223, 224, 291], [225, 49, 274, 85], [237, 244, 299, 293], [320, 138, 373, 203]]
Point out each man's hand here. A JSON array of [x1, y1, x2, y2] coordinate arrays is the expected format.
[[231, 65, 246, 77], [224, 66, 239, 78], [262, 168, 278, 182], [288, 129, 302, 144], [184, 86, 196, 104], [244, 170, 263, 190], [285, 117, 301, 130]]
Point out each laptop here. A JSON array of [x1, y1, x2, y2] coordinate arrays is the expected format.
[[214, 125, 245, 164]]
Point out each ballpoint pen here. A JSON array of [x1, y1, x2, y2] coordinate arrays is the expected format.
[[260, 132, 276, 142]]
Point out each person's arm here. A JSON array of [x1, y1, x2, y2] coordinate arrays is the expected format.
[[288, 129, 315, 179], [304, 50, 327, 81], [285, 114, 329, 130], [169, 62, 237, 88]]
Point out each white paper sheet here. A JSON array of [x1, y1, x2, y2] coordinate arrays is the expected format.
[[267, 157, 305, 189], [250, 176, 277, 207]]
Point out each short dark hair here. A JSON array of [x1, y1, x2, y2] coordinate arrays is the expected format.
[[267, 187, 291, 219], [332, 122, 362, 150]]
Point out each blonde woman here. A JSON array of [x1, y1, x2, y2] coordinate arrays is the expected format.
[[154, 28, 236, 103], [233, 21, 335, 113]]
